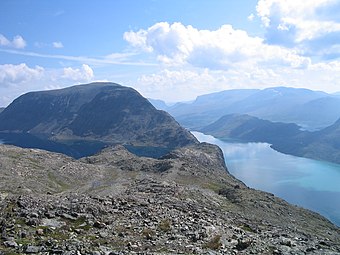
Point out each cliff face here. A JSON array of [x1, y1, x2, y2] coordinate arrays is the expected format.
[[0, 82, 197, 157], [0, 143, 339, 254]]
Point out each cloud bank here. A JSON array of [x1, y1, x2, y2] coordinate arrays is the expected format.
[[124, 15, 340, 101], [124, 22, 310, 70]]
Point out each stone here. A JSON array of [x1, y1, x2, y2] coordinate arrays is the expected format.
[[3, 240, 18, 248], [25, 245, 41, 253], [36, 228, 44, 235], [236, 238, 252, 251]]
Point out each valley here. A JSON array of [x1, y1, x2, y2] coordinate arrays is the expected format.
[[193, 131, 340, 227], [0, 83, 339, 254], [152, 87, 340, 165]]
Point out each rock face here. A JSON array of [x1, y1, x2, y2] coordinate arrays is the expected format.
[[0, 82, 197, 155], [0, 144, 339, 254]]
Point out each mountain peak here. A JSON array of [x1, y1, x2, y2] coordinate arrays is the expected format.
[[0, 82, 198, 158]]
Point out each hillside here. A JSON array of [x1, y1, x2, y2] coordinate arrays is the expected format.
[[0, 82, 197, 158], [298, 118, 340, 163], [200, 113, 340, 164], [0, 143, 339, 254], [200, 114, 301, 143]]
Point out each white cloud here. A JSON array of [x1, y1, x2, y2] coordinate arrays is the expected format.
[[0, 48, 155, 66], [136, 58, 340, 102], [0, 34, 10, 46], [0, 34, 26, 49], [136, 69, 222, 101], [0, 63, 97, 106], [52, 41, 64, 48], [0, 63, 44, 85], [124, 22, 310, 70], [256, 0, 340, 43], [62, 64, 94, 81], [248, 13, 255, 21]]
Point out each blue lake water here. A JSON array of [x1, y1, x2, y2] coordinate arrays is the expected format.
[[192, 131, 340, 226]]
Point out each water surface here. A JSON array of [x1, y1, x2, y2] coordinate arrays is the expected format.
[[193, 131, 340, 226]]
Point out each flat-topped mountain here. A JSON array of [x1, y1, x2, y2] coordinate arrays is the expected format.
[[0, 143, 339, 254], [0, 82, 197, 157]]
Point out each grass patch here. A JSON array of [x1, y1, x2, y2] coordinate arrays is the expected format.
[[240, 223, 256, 233], [47, 172, 70, 191], [203, 234, 222, 250], [203, 182, 224, 192], [142, 228, 156, 239], [158, 219, 171, 232]]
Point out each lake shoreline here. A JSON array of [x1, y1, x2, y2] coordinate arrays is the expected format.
[[192, 131, 340, 227]]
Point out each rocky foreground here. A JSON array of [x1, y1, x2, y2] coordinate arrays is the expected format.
[[0, 143, 339, 254]]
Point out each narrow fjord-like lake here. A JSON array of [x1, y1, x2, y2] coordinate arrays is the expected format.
[[193, 131, 340, 226]]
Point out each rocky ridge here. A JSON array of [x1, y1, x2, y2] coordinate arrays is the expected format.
[[0, 143, 339, 254]]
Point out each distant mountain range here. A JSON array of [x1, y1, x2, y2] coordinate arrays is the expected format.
[[149, 87, 340, 164], [0, 107, 4, 113], [152, 87, 340, 131], [0, 82, 197, 158]]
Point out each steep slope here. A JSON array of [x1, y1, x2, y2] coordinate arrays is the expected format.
[[0, 82, 197, 157], [0, 144, 339, 254], [299, 118, 340, 163]]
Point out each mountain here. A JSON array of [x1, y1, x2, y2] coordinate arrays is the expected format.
[[298, 118, 340, 163], [0, 143, 339, 254], [148, 98, 171, 111], [200, 114, 302, 144], [168, 87, 339, 130], [0, 107, 4, 113], [168, 89, 259, 129], [286, 96, 340, 130], [0, 82, 198, 157], [199, 113, 340, 164]]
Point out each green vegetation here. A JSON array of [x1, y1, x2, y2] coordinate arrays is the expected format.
[[203, 234, 222, 250], [158, 219, 171, 232]]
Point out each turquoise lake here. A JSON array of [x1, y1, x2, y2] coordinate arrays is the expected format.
[[193, 131, 340, 226]]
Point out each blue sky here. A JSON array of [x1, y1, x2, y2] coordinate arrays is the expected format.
[[1, 0, 340, 106]]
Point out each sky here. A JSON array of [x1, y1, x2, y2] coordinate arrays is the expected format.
[[1, 0, 340, 106]]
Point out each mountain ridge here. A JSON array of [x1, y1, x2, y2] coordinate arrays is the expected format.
[[155, 86, 340, 130], [0, 82, 198, 158], [0, 143, 339, 254]]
